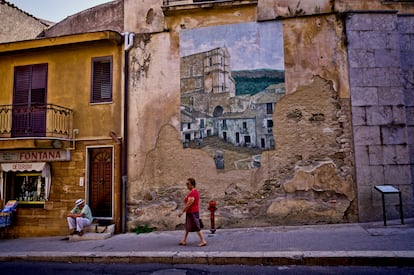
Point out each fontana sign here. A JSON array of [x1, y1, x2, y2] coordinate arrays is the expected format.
[[0, 149, 70, 162]]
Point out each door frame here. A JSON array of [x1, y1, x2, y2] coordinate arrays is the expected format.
[[85, 145, 115, 220]]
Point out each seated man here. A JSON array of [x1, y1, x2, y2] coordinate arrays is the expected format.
[[67, 199, 93, 236]]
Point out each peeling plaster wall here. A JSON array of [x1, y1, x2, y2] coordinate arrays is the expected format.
[[283, 14, 350, 98], [123, 0, 413, 231], [125, 1, 271, 231], [124, 1, 357, 231], [260, 76, 356, 224], [124, 0, 165, 33], [258, 0, 333, 21]]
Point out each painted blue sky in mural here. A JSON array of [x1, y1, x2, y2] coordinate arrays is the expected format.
[[180, 21, 284, 71]]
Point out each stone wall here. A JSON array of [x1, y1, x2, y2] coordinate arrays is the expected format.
[[347, 12, 414, 221], [399, 15, 414, 202]]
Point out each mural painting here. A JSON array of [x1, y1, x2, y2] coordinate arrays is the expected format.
[[179, 21, 285, 171]]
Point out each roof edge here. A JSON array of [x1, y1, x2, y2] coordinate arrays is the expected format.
[[1, 0, 52, 27], [0, 30, 123, 53]]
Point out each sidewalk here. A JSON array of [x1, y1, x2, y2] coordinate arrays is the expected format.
[[0, 218, 413, 266]]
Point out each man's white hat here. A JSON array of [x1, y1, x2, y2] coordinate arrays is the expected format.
[[75, 199, 85, 207]]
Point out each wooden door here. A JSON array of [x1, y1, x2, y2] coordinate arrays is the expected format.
[[88, 147, 113, 218]]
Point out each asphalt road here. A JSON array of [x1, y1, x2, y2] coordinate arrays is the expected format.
[[0, 262, 414, 275]]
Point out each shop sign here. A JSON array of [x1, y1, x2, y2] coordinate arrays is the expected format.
[[0, 149, 70, 162]]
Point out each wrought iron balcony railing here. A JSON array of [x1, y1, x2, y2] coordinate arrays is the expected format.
[[0, 104, 73, 139]]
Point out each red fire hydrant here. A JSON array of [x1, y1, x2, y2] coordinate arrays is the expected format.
[[208, 200, 217, 233]]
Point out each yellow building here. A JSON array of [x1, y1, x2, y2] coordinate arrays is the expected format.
[[0, 31, 125, 237]]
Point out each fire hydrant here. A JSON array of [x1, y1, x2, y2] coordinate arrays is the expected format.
[[208, 200, 217, 233]]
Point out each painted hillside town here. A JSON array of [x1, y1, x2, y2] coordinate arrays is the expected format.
[[179, 22, 285, 170], [180, 47, 285, 170]]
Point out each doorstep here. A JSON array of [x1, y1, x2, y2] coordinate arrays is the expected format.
[[69, 224, 115, 241]]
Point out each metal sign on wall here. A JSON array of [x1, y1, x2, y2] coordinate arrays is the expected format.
[[0, 149, 70, 162]]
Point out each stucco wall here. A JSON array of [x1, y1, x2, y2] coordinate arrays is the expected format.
[[0, 1, 47, 43], [0, 35, 124, 237], [0, 39, 123, 139], [43, 0, 124, 37], [123, 1, 359, 231]]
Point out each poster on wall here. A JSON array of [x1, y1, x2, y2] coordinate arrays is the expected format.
[[179, 21, 285, 171]]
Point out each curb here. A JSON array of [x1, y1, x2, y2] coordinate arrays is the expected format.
[[1, 251, 414, 266]]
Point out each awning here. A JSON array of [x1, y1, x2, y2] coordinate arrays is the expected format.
[[0, 162, 51, 201]]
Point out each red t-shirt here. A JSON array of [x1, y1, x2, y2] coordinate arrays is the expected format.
[[185, 189, 200, 213]]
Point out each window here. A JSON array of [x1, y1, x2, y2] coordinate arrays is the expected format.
[[267, 120, 274, 133], [5, 172, 46, 208], [12, 64, 48, 137], [267, 103, 273, 114], [267, 120, 274, 128], [91, 56, 112, 103], [195, 78, 202, 89]]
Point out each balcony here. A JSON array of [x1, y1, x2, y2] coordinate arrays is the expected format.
[[0, 104, 73, 139], [241, 128, 249, 134]]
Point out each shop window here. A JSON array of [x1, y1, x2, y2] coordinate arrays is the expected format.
[[5, 172, 45, 208]]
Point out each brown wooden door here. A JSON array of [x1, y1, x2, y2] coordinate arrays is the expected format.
[[89, 147, 112, 218]]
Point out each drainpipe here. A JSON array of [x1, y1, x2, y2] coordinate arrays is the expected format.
[[122, 32, 134, 233]]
